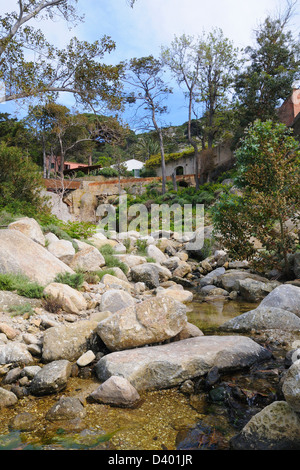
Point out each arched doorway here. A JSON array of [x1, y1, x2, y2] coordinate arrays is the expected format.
[[175, 165, 184, 176]]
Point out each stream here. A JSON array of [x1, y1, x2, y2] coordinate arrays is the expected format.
[[0, 295, 289, 451]]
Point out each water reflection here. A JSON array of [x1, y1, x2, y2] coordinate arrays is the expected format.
[[188, 295, 258, 334]]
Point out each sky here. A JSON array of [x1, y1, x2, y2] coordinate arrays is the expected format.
[[1, 0, 300, 128]]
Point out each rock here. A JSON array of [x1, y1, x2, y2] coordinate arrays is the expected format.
[[8, 217, 45, 246], [77, 350, 96, 367], [220, 306, 300, 333], [114, 254, 147, 268], [260, 285, 300, 317], [29, 360, 72, 396], [45, 232, 59, 244], [69, 246, 105, 272], [43, 282, 87, 315], [146, 245, 167, 264], [101, 274, 132, 293], [238, 278, 274, 302], [172, 261, 192, 278], [108, 267, 128, 282], [0, 291, 40, 313], [42, 318, 106, 363], [219, 271, 269, 292], [200, 285, 229, 297], [0, 229, 74, 285], [156, 286, 193, 303], [8, 412, 37, 431], [199, 267, 226, 287], [2, 367, 22, 384], [47, 240, 75, 259], [0, 387, 18, 407], [95, 335, 271, 391], [0, 322, 19, 340], [173, 322, 204, 341], [130, 264, 171, 289], [282, 360, 300, 412], [45, 396, 86, 421], [291, 252, 300, 278], [162, 257, 181, 271], [114, 243, 127, 254], [99, 289, 135, 314], [22, 366, 42, 379], [97, 296, 187, 351], [230, 401, 300, 450], [0, 342, 33, 365], [89, 376, 140, 408]]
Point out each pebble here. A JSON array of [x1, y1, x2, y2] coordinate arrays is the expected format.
[[76, 350, 96, 367]]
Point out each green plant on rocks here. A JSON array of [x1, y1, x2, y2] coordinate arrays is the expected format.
[[0, 273, 44, 299], [99, 244, 129, 274], [54, 272, 85, 290]]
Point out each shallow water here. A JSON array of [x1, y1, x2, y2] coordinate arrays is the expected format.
[[0, 297, 272, 451], [187, 295, 259, 334]]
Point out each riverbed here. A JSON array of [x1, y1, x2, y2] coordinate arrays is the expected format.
[[0, 296, 288, 451]]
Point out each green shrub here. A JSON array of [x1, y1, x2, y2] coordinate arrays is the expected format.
[[54, 272, 84, 290], [136, 239, 147, 255], [8, 303, 35, 317], [102, 254, 128, 274], [62, 221, 97, 240], [97, 167, 118, 178], [95, 269, 116, 280], [99, 244, 115, 256], [0, 273, 44, 299], [99, 244, 128, 274]]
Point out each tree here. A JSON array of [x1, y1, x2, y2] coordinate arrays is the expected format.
[[125, 56, 172, 194], [0, 1, 128, 111], [162, 34, 202, 189], [234, 1, 300, 140], [212, 120, 300, 276], [0, 141, 47, 216], [162, 30, 238, 187]]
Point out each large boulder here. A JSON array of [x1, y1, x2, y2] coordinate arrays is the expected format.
[[29, 360, 72, 396], [238, 278, 275, 303], [97, 296, 187, 351], [230, 401, 300, 450], [69, 245, 105, 272], [43, 283, 87, 315], [220, 306, 300, 333], [42, 315, 110, 363], [0, 229, 74, 285], [8, 217, 45, 246], [99, 289, 135, 314], [95, 335, 271, 390], [47, 240, 75, 259], [260, 285, 300, 317], [218, 270, 269, 292]]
